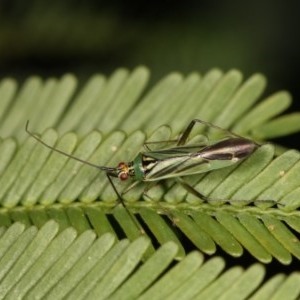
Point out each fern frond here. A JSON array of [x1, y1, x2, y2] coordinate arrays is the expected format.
[[1, 67, 300, 299], [0, 222, 299, 299]]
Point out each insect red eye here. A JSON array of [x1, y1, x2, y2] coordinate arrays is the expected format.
[[118, 162, 126, 168], [119, 172, 128, 181]]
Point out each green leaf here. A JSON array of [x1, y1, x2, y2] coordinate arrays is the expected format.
[[1, 67, 300, 298], [0, 222, 298, 299]]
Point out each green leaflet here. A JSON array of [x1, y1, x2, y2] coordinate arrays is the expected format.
[[0, 68, 300, 298]]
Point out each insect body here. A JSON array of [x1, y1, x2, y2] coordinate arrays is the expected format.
[[125, 137, 257, 182], [25, 119, 258, 230]]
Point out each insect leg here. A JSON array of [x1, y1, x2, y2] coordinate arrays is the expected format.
[[122, 180, 178, 226], [142, 181, 163, 200], [106, 174, 145, 234], [143, 118, 222, 150], [143, 139, 178, 151], [175, 177, 209, 201], [175, 177, 276, 206], [177, 118, 242, 146], [122, 180, 163, 201], [140, 181, 181, 224], [121, 180, 142, 196]]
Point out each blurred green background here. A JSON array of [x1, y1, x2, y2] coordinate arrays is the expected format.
[[0, 1, 299, 125], [1, 0, 299, 278]]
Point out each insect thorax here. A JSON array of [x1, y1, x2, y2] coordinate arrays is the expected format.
[[132, 153, 158, 181]]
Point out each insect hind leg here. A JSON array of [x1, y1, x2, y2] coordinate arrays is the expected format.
[[175, 177, 276, 206], [177, 118, 241, 146], [144, 118, 223, 150]]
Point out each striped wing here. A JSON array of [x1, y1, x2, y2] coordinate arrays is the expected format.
[[141, 137, 256, 181], [142, 145, 233, 181]]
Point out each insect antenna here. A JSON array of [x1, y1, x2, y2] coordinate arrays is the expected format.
[[25, 121, 144, 234], [25, 121, 113, 172]]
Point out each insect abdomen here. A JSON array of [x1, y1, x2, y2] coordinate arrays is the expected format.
[[199, 138, 257, 160]]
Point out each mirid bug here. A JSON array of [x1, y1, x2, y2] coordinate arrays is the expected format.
[[25, 119, 258, 232]]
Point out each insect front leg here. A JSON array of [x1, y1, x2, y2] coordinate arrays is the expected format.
[[106, 174, 145, 234]]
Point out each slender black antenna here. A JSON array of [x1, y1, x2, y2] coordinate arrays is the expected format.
[[25, 120, 145, 234], [25, 121, 114, 172]]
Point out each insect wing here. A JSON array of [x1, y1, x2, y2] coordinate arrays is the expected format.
[[142, 138, 257, 181], [144, 144, 205, 158], [144, 154, 241, 181]]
